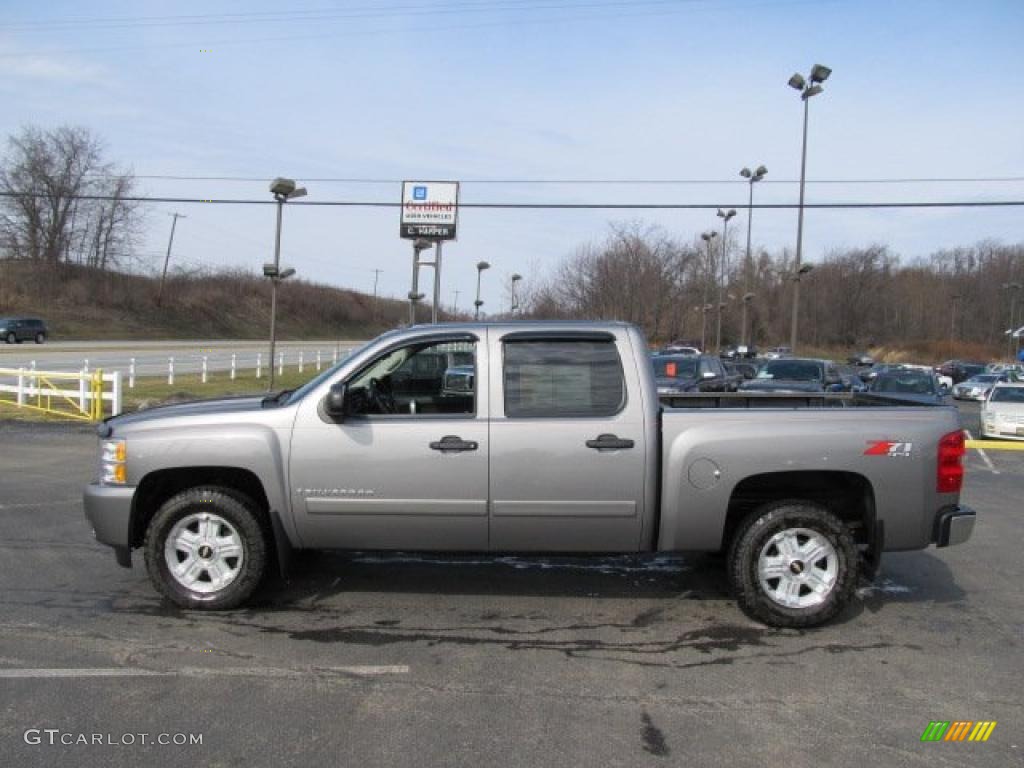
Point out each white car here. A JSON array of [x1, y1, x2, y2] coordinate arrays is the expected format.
[[953, 373, 1008, 401], [981, 383, 1024, 440]]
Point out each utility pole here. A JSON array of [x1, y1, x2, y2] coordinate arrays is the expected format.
[[157, 212, 186, 306], [452, 289, 460, 317], [371, 268, 383, 321]]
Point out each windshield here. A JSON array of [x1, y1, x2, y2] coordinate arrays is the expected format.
[[989, 387, 1024, 403], [756, 360, 823, 381], [652, 356, 698, 378], [967, 375, 999, 383]]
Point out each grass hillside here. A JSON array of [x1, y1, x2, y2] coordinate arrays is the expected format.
[[0, 261, 412, 340]]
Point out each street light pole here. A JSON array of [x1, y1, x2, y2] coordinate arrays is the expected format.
[[700, 232, 717, 352], [739, 165, 766, 346], [268, 198, 284, 391], [266, 178, 306, 391], [787, 63, 831, 354], [1004, 282, 1022, 359], [950, 293, 961, 355], [474, 260, 490, 321], [715, 208, 736, 353]]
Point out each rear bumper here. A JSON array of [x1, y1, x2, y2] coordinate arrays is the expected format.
[[83, 483, 135, 566], [933, 505, 976, 548]]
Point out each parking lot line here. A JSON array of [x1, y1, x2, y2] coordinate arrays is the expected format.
[[964, 430, 999, 474], [0, 666, 410, 679]]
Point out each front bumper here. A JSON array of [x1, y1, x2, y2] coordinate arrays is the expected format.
[[933, 505, 976, 548], [83, 483, 136, 566]]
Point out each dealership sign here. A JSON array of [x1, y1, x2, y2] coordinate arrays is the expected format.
[[400, 181, 459, 240]]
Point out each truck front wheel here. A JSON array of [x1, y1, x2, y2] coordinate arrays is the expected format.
[[728, 501, 858, 628], [143, 487, 268, 610]]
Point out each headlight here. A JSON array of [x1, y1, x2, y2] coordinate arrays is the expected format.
[[100, 439, 126, 485]]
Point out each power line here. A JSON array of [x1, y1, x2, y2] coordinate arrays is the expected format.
[[104, 174, 1024, 185], [0, 0, 806, 57], [2, 191, 1023, 209], [2, 0, 687, 31]]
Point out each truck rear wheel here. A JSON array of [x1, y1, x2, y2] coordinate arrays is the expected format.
[[143, 487, 267, 610], [727, 501, 857, 628]]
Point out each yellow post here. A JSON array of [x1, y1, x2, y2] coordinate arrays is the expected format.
[[92, 369, 104, 420]]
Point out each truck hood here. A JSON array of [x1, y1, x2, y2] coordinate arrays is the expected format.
[[740, 379, 823, 393], [105, 395, 269, 430]]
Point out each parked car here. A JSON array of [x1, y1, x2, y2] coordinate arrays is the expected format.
[[847, 352, 875, 367], [730, 361, 759, 380], [981, 383, 1024, 440], [859, 363, 906, 384], [652, 354, 729, 394], [84, 321, 973, 628], [762, 346, 792, 360], [937, 360, 986, 385], [867, 370, 946, 405], [0, 316, 48, 344], [659, 342, 700, 355], [721, 362, 744, 392], [739, 358, 844, 393], [952, 373, 1009, 401], [840, 372, 868, 393], [719, 345, 758, 361]]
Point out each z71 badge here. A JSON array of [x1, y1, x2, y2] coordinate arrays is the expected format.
[[864, 441, 913, 457]]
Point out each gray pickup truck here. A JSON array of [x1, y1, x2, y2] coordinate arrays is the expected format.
[[83, 322, 975, 627]]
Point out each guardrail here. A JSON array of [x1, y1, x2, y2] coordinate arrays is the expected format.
[[0, 367, 122, 421]]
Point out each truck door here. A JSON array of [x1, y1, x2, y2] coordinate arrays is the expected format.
[[487, 331, 646, 552], [288, 332, 489, 550]]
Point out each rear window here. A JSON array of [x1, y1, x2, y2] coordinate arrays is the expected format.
[[652, 356, 697, 379], [503, 339, 625, 418]]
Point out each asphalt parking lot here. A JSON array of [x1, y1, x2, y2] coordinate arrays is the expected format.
[[0, 404, 1020, 767]]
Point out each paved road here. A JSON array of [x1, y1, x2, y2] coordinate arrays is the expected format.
[[0, 339, 366, 377], [0, 413, 1020, 767]]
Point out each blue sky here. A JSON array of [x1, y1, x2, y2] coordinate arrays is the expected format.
[[2, 0, 1022, 312]]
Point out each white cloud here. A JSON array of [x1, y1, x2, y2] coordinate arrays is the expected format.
[[0, 41, 106, 86]]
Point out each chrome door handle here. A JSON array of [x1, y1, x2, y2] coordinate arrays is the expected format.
[[430, 435, 479, 452], [585, 434, 635, 451]]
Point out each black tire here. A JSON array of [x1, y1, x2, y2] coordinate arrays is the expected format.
[[727, 501, 858, 628], [143, 487, 268, 610], [5, 332, 15, 344], [34, 333, 45, 344]]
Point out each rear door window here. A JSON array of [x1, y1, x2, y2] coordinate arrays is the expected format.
[[503, 339, 625, 418]]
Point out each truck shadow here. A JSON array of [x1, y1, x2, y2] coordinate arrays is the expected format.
[[256, 551, 724, 604], [248, 549, 968, 619]]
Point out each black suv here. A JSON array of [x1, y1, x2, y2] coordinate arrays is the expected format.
[[0, 317, 48, 344]]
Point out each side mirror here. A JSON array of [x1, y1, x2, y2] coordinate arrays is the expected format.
[[324, 382, 348, 421]]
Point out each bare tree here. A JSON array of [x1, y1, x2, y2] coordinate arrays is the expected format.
[[0, 125, 140, 270]]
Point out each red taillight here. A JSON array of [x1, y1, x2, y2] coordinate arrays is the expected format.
[[937, 430, 966, 493]]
